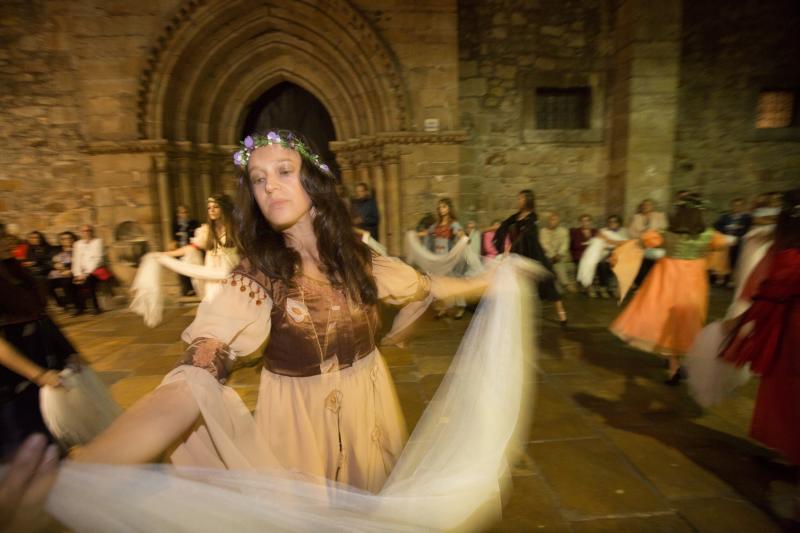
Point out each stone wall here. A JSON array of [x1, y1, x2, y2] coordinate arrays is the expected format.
[[0, 0, 177, 250], [673, 0, 800, 217], [0, 1, 93, 240], [457, 0, 613, 228]]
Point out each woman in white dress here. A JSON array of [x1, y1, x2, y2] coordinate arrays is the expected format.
[[162, 193, 240, 300]]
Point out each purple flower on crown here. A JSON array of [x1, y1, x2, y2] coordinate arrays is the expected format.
[[267, 131, 281, 144], [233, 151, 243, 166], [320, 163, 330, 173], [243, 136, 254, 149]]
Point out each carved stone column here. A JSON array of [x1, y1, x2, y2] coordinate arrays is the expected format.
[[355, 150, 371, 188], [197, 143, 214, 207], [369, 148, 388, 245], [174, 141, 194, 215], [383, 148, 402, 255], [336, 151, 355, 190], [152, 152, 173, 250]]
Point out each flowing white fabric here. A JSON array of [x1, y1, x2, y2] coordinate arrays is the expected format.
[[576, 230, 628, 287], [47, 257, 541, 532], [729, 225, 774, 316], [40, 366, 121, 449], [129, 252, 233, 327], [685, 321, 751, 408], [362, 230, 388, 257], [404, 231, 471, 276]]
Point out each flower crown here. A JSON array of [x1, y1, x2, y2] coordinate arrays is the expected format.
[[232, 131, 332, 176]]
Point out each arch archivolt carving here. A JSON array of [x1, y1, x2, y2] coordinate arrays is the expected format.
[[139, 0, 407, 143]]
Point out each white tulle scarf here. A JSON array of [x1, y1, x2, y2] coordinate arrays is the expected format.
[[46, 257, 542, 532]]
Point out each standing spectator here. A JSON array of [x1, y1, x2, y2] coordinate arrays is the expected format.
[[172, 205, 200, 296], [570, 214, 598, 296], [481, 220, 502, 258], [47, 231, 77, 310], [423, 198, 467, 319], [713, 198, 752, 285], [351, 182, 380, 240], [540, 213, 577, 293], [494, 190, 568, 325], [71, 225, 104, 316]]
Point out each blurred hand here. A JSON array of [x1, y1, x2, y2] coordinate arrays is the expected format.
[[0, 434, 60, 532], [36, 370, 63, 388]]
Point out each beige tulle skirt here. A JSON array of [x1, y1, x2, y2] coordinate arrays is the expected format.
[[165, 350, 407, 493]]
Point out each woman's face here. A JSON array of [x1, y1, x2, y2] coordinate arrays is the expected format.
[[249, 144, 312, 230], [59, 234, 74, 249], [580, 216, 592, 229], [207, 202, 221, 221], [608, 218, 621, 230], [437, 202, 450, 218], [517, 194, 526, 211], [27, 232, 40, 245], [641, 200, 654, 214]]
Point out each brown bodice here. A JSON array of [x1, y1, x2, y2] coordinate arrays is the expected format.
[[229, 264, 379, 377]]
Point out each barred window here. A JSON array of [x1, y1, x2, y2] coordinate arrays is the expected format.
[[535, 87, 590, 130], [755, 90, 798, 129]]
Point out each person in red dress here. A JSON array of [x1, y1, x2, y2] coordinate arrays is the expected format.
[[721, 188, 800, 474]]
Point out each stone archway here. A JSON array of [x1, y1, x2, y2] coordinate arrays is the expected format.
[[137, 0, 412, 251]]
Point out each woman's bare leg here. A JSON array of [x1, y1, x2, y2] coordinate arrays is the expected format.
[[71, 380, 200, 464]]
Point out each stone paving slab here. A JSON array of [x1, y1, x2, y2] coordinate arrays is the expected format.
[[54, 288, 793, 531]]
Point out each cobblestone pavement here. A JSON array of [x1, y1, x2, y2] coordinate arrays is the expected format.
[[56, 287, 794, 532]]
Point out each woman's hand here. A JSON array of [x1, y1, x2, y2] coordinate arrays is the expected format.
[[0, 434, 60, 532], [34, 370, 62, 388]]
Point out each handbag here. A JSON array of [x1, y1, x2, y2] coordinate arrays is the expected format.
[[91, 266, 113, 281]]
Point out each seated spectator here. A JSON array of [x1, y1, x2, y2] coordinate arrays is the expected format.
[[629, 199, 668, 288], [540, 213, 577, 293], [20, 231, 53, 282], [71, 225, 105, 316], [570, 214, 597, 294], [595, 215, 628, 299], [47, 231, 77, 310]]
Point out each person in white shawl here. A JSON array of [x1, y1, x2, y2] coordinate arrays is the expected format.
[[129, 194, 240, 327], [577, 215, 629, 297]]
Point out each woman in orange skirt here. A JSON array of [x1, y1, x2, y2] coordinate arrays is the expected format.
[[610, 194, 728, 384]]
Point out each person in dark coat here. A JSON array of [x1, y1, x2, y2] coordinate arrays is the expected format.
[[351, 182, 380, 240], [172, 205, 200, 296], [713, 197, 752, 285], [494, 189, 568, 325]]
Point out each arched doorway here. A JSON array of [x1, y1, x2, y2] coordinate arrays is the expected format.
[[241, 82, 339, 178]]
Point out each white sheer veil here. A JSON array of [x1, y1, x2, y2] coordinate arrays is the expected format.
[[46, 257, 543, 532]]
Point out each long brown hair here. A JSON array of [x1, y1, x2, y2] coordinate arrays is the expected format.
[[206, 193, 236, 250], [234, 135, 377, 305], [436, 197, 457, 225], [519, 189, 536, 211], [668, 193, 706, 236]]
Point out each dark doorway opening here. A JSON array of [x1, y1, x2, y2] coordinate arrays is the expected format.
[[241, 82, 339, 178]]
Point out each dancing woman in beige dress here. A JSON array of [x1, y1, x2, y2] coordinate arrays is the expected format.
[[73, 131, 489, 494]]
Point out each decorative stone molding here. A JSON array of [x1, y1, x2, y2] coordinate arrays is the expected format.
[[82, 139, 169, 155], [330, 130, 469, 154]]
